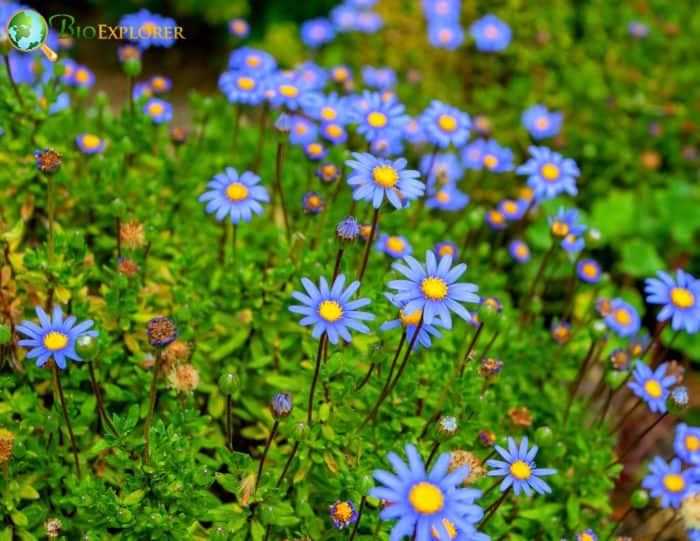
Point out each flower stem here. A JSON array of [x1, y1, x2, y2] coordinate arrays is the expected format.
[[275, 142, 291, 242], [523, 242, 556, 317], [253, 104, 268, 170], [143, 351, 163, 466], [650, 510, 677, 541], [610, 398, 643, 435], [425, 440, 441, 469], [232, 225, 238, 266], [88, 360, 117, 437], [307, 333, 327, 425], [354, 361, 376, 392], [226, 394, 233, 451], [609, 412, 669, 468], [3, 54, 24, 106], [255, 420, 279, 490], [218, 222, 227, 264], [53, 364, 81, 480], [478, 486, 511, 531], [331, 247, 345, 281], [275, 440, 300, 488], [356, 207, 380, 284], [604, 505, 633, 541], [116, 217, 122, 259], [47, 173, 55, 265], [348, 495, 366, 541], [231, 103, 242, 154], [563, 339, 598, 424], [127, 75, 134, 116]]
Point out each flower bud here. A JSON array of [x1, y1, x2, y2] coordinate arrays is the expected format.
[[75, 334, 99, 359], [271, 393, 292, 418], [218, 372, 239, 395]]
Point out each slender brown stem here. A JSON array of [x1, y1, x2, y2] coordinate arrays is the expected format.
[[255, 420, 279, 490], [53, 364, 81, 479], [332, 247, 345, 281], [610, 398, 643, 435], [143, 351, 163, 465], [354, 362, 376, 392], [481, 477, 501, 498], [348, 495, 366, 541], [478, 487, 511, 530], [275, 142, 291, 242], [253, 105, 268, 169], [226, 394, 233, 451], [523, 242, 556, 317], [563, 339, 598, 424], [88, 361, 117, 437], [356, 207, 380, 283], [275, 441, 300, 488], [47, 173, 55, 265], [609, 412, 669, 468], [605, 505, 633, 541], [307, 334, 327, 425], [650, 511, 677, 541], [460, 324, 485, 376], [425, 440, 441, 469], [4, 55, 24, 106]]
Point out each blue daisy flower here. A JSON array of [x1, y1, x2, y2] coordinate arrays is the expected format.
[[295, 61, 328, 89], [317, 163, 341, 183], [644, 270, 700, 334], [70, 65, 95, 88], [353, 90, 409, 143], [516, 146, 579, 202], [421, 100, 471, 149], [354, 11, 383, 33], [628, 21, 649, 39], [362, 66, 397, 90], [674, 423, 700, 465], [289, 116, 319, 146], [485, 209, 507, 231], [404, 117, 427, 145], [330, 65, 353, 84], [321, 122, 348, 145], [548, 207, 587, 239], [370, 134, 406, 158], [301, 17, 336, 47], [369, 444, 483, 541], [509, 240, 530, 263], [470, 14, 511, 52], [329, 500, 358, 529], [604, 298, 641, 338], [198, 167, 269, 225], [576, 530, 597, 541], [302, 192, 326, 214], [561, 234, 585, 255], [422, 0, 460, 22], [34, 86, 70, 115], [387, 251, 479, 329], [428, 22, 465, 50], [628, 361, 675, 413], [143, 98, 172, 124], [228, 47, 277, 75], [304, 142, 327, 161], [486, 437, 557, 496], [497, 199, 527, 221], [218, 70, 267, 106], [330, 5, 358, 32], [522, 104, 562, 139], [132, 81, 153, 101], [461, 138, 486, 169], [17, 306, 98, 370], [381, 294, 444, 351], [149, 75, 172, 94], [76, 134, 105, 155], [577, 259, 602, 283], [480, 139, 513, 172], [426, 185, 470, 212], [641, 457, 691, 509], [421, 152, 464, 190], [346, 152, 425, 209], [434, 241, 458, 260], [118, 9, 178, 49], [289, 274, 375, 344], [376, 234, 413, 259], [228, 18, 250, 38], [302, 92, 349, 124], [268, 75, 307, 111]]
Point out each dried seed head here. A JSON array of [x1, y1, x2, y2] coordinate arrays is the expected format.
[[167, 364, 200, 393], [120, 221, 146, 250], [449, 450, 486, 485]]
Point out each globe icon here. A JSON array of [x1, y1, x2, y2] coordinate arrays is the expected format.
[[6, 9, 57, 61]]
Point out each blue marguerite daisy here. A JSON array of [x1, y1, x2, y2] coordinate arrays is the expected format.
[[118, 9, 178, 49], [548, 207, 587, 239], [289, 274, 375, 344], [576, 530, 597, 541], [516, 146, 579, 201], [522, 104, 563, 139], [362, 65, 397, 90], [300, 17, 336, 48], [376, 234, 413, 259], [426, 185, 470, 212], [497, 199, 527, 221], [218, 70, 267, 106], [380, 295, 444, 351], [302, 192, 326, 214], [509, 240, 530, 263], [644, 269, 700, 334], [577, 259, 602, 283], [486, 436, 557, 496], [198, 167, 269, 225], [470, 14, 511, 52], [387, 250, 480, 329], [353, 90, 409, 143], [434, 241, 458, 260], [561, 234, 585, 255], [330, 5, 357, 31], [674, 423, 700, 465], [228, 18, 249, 38], [329, 500, 358, 529], [228, 47, 277, 75], [604, 298, 641, 337], [462, 138, 486, 169], [369, 444, 483, 541], [346, 152, 425, 209], [480, 139, 513, 172], [321, 122, 348, 145], [295, 61, 328, 90], [143, 98, 172, 124], [641, 457, 691, 509], [428, 22, 465, 50], [628, 361, 675, 413], [404, 117, 427, 144], [421, 100, 471, 149], [485, 209, 507, 231], [268, 75, 306, 111], [17, 306, 98, 370], [289, 116, 319, 146], [421, 152, 464, 190], [302, 92, 349, 124], [149, 75, 172, 94], [354, 11, 383, 33], [75, 133, 104, 155]]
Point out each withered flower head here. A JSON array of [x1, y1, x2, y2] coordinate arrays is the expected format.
[[119, 220, 146, 250], [34, 148, 61, 174], [508, 406, 533, 427], [167, 364, 200, 393]]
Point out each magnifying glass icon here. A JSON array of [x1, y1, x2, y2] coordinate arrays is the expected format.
[[6, 9, 58, 62]]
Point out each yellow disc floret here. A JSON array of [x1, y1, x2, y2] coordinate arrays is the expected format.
[[644, 379, 663, 398], [541, 163, 560, 181], [663, 473, 685, 493], [372, 165, 399, 188], [509, 460, 532, 480], [226, 182, 249, 202], [438, 114, 457, 132], [671, 287, 695, 309], [318, 300, 343, 322], [43, 332, 68, 351], [408, 482, 444, 514], [421, 277, 448, 300], [367, 112, 388, 128]]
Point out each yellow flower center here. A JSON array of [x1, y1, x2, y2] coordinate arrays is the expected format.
[[614, 308, 631, 325], [541, 163, 560, 181], [246, 55, 261, 67], [520, 187, 534, 200], [295, 124, 307, 135], [320, 107, 337, 121], [509, 460, 531, 480], [386, 236, 405, 253], [582, 263, 598, 278], [431, 518, 457, 540], [670, 287, 695, 309], [318, 300, 343, 322], [663, 474, 685, 493], [502, 201, 517, 214], [436, 191, 450, 203], [332, 501, 354, 523], [400, 308, 422, 327], [306, 195, 322, 208], [226, 182, 249, 202], [438, 29, 452, 43], [372, 165, 399, 187], [580, 534, 595, 541], [237, 77, 255, 91], [536, 117, 549, 129], [483, 154, 498, 169], [279, 84, 299, 97], [408, 482, 444, 514], [148, 102, 164, 116], [484, 25, 498, 38], [322, 165, 337, 178], [438, 114, 457, 132], [367, 111, 388, 128], [686, 435, 699, 452], [550, 221, 569, 237], [488, 210, 505, 224], [140, 22, 157, 36], [75, 69, 89, 84], [152, 77, 167, 91], [81, 134, 101, 149], [516, 244, 528, 257], [326, 124, 343, 138], [43, 331, 68, 351], [438, 245, 454, 257], [307, 143, 323, 155], [421, 277, 448, 300], [644, 379, 663, 398], [333, 68, 348, 81]]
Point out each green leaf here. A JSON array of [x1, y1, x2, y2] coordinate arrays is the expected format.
[[619, 240, 665, 277], [18, 485, 39, 500]]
